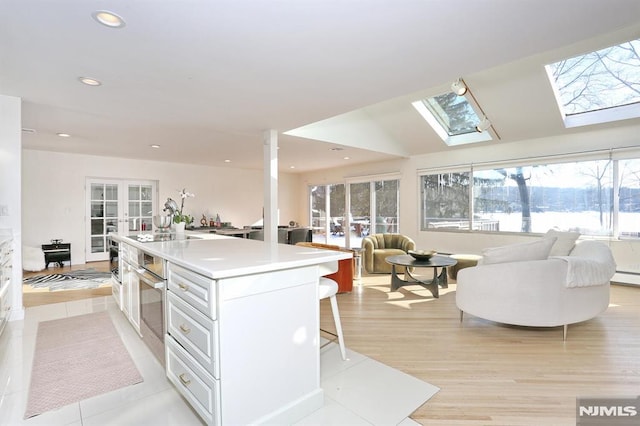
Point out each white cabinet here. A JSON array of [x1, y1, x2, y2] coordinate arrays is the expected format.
[[0, 238, 13, 337], [166, 292, 219, 378], [120, 242, 140, 335], [166, 262, 220, 425], [165, 261, 322, 426], [112, 275, 123, 310], [128, 264, 140, 332]]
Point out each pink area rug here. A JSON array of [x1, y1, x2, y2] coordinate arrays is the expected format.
[[25, 311, 143, 418]]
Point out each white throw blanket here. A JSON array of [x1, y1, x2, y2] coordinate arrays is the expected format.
[[553, 256, 616, 288]]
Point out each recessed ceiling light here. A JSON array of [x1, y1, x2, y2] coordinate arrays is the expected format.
[[290, 166, 296, 169], [92, 10, 126, 28], [224, 159, 231, 163], [79, 77, 102, 86], [150, 144, 160, 149], [343, 156, 351, 160], [56, 133, 71, 138]]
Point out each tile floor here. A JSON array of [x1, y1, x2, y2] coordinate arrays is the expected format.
[[0, 296, 438, 425]]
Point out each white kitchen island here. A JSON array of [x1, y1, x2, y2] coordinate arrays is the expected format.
[[110, 232, 350, 426]]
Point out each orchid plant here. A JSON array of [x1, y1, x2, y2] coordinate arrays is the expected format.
[[173, 188, 195, 225]]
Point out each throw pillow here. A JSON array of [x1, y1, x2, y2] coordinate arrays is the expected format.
[[544, 229, 580, 256], [481, 237, 557, 265]]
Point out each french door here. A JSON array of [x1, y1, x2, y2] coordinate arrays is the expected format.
[[85, 178, 157, 262], [309, 175, 399, 249]]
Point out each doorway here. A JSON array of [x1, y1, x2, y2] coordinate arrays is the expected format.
[[85, 178, 158, 262]]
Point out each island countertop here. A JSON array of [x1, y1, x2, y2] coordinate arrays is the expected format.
[[110, 232, 351, 279]]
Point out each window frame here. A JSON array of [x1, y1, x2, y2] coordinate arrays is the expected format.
[[419, 151, 640, 239], [545, 38, 640, 129]]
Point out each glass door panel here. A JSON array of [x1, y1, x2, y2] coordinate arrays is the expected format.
[[328, 184, 346, 245], [128, 184, 154, 232], [375, 180, 399, 233], [87, 182, 120, 261], [310, 186, 327, 243], [349, 182, 371, 248]]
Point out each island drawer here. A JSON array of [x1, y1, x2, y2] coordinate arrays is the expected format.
[[167, 262, 217, 319], [166, 337, 220, 426], [167, 291, 219, 379]]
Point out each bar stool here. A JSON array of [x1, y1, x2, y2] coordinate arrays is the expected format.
[[318, 277, 347, 360]]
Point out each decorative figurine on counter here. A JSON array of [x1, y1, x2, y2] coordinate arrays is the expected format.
[[215, 213, 221, 227], [200, 214, 207, 227]]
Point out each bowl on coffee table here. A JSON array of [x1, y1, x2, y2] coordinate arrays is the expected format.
[[408, 249, 436, 261]]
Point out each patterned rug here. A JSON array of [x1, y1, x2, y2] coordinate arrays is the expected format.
[[23, 269, 112, 291]]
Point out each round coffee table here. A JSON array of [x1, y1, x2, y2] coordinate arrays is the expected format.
[[385, 254, 457, 298]]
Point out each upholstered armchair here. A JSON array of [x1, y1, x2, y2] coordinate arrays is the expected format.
[[361, 233, 416, 274]]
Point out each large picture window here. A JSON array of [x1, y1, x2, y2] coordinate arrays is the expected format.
[[421, 172, 470, 230], [420, 156, 634, 238]]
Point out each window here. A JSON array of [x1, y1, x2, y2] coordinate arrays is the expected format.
[[420, 157, 636, 238], [546, 38, 640, 128], [421, 172, 470, 230], [472, 161, 613, 236], [618, 159, 640, 238], [412, 89, 493, 146]]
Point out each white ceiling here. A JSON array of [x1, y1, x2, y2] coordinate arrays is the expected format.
[[2, 0, 640, 172]]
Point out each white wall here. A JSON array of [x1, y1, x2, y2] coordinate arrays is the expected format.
[[22, 150, 302, 264], [1, 95, 23, 320], [297, 122, 640, 282]]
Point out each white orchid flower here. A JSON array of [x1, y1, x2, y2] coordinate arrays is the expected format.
[[178, 188, 195, 198], [174, 189, 195, 225]]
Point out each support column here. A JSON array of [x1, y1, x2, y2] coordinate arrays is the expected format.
[[263, 129, 278, 245]]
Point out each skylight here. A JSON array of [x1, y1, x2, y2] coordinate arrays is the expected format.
[[546, 38, 640, 128], [412, 88, 494, 146]]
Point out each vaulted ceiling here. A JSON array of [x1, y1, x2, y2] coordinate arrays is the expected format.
[[2, 0, 640, 172]]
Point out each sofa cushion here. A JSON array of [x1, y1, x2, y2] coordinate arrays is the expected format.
[[481, 237, 557, 265], [544, 229, 580, 256]]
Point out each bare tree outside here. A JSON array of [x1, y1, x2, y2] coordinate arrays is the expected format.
[[495, 167, 532, 232], [547, 39, 640, 114]]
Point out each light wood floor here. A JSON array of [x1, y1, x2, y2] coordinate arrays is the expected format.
[[327, 274, 640, 425], [22, 264, 640, 425]]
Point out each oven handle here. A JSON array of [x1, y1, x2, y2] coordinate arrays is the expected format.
[[132, 267, 165, 289]]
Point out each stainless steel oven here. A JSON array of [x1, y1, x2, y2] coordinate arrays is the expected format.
[[124, 233, 199, 366], [132, 248, 167, 366]]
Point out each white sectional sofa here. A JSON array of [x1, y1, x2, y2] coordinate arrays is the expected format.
[[456, 236, 616, 340]]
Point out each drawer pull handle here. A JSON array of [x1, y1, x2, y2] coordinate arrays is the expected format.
[[179, 324, 191, 334], [179, 373, 191, 386], [178, 282, 189, 291]]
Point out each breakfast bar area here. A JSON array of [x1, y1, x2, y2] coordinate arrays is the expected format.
[[109, 232, 350, 426]]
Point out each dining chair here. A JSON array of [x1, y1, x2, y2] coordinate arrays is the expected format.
[[288, 228, 311, 245], [248, 229, 264, 240], [277, 228, 289, 244]]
